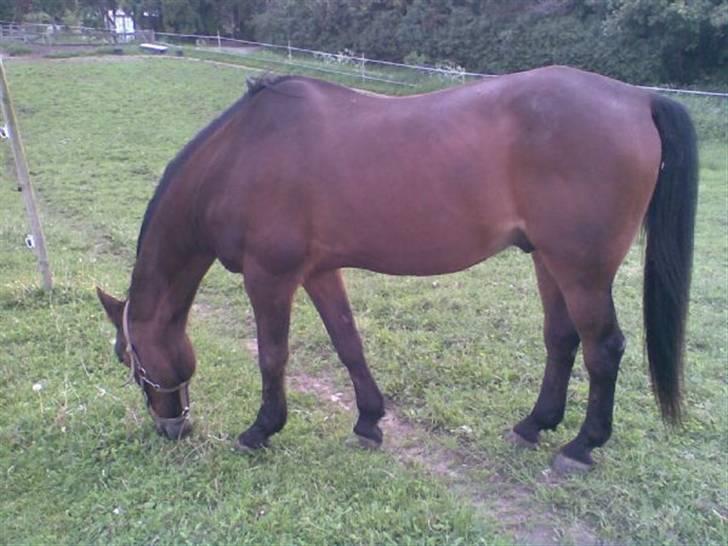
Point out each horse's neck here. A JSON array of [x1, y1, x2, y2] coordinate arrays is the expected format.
[[128, 231, 213, 327]]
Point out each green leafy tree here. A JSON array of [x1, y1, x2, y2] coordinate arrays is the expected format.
[[0, 0, 15, 20], [603, 0, 728, 83]]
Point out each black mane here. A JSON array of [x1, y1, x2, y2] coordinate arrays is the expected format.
[[135, 74, 297, 256]]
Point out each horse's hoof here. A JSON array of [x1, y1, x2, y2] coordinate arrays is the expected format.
[[551, 452, 593, 475], [234, 437, 269, 454], [505, 429, 538, 450], [234, 441, 257, 454], [345, 433, 382, 451]]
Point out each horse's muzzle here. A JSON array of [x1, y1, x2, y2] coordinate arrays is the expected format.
[[154, 415, 192, 440]]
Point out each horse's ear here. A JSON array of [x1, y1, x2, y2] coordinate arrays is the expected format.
[[96, 287, 124, 329]]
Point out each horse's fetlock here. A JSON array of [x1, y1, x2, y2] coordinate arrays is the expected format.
[[560, 438, 594, 466], [358, 401, 385, 424], [354, 420, 383, 445], [255, 397, 288, 436], [513, 418, 541, 444], [580, 416, 613, 449], [239, 425, 270, 450], [263, 408, 287, 434], [537, 408, 565, 430]]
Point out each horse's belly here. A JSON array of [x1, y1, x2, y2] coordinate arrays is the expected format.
[[307, 145, 520, 276], [332, 223, 520, 276]]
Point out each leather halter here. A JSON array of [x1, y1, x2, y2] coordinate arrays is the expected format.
[[122, 302, 191, 431]]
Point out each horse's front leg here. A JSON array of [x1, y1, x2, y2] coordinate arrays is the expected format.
[[304, 269, 385, 448], [236, 259, 300, 451]]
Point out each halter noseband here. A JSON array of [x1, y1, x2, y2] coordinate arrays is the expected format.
[[122, 302, 191, 431]]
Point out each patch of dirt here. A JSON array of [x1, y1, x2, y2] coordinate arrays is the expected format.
[[244, 337, 603, 545]]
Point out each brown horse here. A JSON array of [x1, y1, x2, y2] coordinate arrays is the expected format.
[[97, 66, 698, 473]]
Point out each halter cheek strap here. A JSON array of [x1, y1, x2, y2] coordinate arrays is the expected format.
[[122, 301, 191, 429]]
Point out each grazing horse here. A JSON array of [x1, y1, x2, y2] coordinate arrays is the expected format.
[[97, 66, 697, 473]]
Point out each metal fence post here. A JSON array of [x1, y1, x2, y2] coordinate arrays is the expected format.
[[0, 58, 53, 291]]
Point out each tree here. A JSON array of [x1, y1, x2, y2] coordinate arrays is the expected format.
[[603, 0, 728, 83]]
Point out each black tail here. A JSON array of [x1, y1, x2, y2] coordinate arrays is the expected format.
[[644, 94, 699, 424]]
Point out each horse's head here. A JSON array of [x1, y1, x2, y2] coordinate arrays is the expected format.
[[96, 287, 194, 440]]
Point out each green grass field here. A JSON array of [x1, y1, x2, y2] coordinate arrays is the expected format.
[[0, 57, 726, 545]]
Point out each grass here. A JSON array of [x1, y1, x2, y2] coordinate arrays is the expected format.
[[0, 56, 726, 545]]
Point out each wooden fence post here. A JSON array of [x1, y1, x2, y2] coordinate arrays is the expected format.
[[0, 57, 53, 291]]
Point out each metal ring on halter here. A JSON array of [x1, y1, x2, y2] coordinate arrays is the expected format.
[[146, 381, 191, 438], [122, 301, 191, 425]]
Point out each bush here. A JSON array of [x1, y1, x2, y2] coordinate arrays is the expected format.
[[2, 44, 33, 57], [23, 11, 52, 24], [250, 0, 727, 86]]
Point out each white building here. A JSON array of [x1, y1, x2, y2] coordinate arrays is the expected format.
[[106, 9, 135, 42]]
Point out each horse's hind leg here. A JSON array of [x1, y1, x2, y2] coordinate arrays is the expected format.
[[236, 260, 300, 451], [510, 252, 580, 447], [304, 270, 385, 447], [553, 282, 625, 473]]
